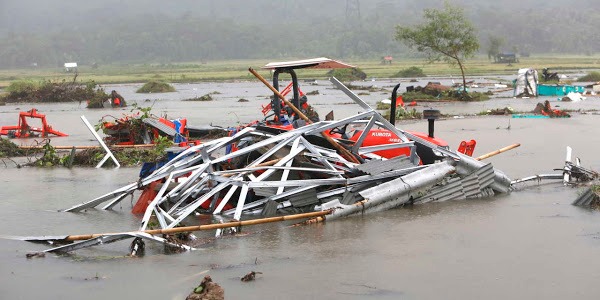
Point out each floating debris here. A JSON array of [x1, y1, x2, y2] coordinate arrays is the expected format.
[[187, 276, 224, 300], [572, 187, 600, 209], [241, 271, 262, 282], [183, 94, 213, 101], [25, 252, 45, 259]]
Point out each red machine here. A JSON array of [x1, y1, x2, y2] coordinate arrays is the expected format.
[[0, 108, 68, 138], [251, 58, 479, 165]]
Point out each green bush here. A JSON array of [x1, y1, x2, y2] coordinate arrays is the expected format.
[[326, 68, 367, 82], [578, 71, 600, 82], [136, 81, 176, 93], [401, 90, 489, 102], [4, 79, 109, 103], [0, 137, 25, 157], [382, 107, 422, 120], [394, 66, 426, 78], [5, 80, 40, 99]]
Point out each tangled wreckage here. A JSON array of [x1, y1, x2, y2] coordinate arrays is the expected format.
[[17, 58, 598, 255]]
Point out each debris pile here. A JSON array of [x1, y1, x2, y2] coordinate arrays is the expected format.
[[98, 108, 189, 145], [241, 271, 262, 282], [9, 58, 600, 258], [532, 100, 570, 118], [573, 186, 600, 210], [0, 137, 25, 157], [49, 77, 513, 254], [1, 78, 108, 104], [186, 276, 224, 300]]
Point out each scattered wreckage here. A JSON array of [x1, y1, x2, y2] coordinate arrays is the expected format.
[[513, 67, 587, 98], [0, 108, 67, 138], [13, 58, 598, 256]]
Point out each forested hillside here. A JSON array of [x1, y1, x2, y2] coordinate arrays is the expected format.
[[0, 0, 598, 68]]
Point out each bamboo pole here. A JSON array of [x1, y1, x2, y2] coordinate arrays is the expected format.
[[19, 144, 158, 150], [476, 143, 520, 161], [248, 68, 360, 164], [62, 210, 332, 241]]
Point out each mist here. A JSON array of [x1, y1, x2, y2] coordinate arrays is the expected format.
[[0, 0, 598, 68]]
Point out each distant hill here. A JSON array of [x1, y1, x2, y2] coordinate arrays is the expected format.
[[0, 0, 598, 68]]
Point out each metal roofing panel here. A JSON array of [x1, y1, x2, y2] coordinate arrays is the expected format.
[[572, 188, 598, 207], [143, 118, 177, 136], [262, 57, 355, 70], [354, 156, 416, 175], [289, 189, 319, 207]]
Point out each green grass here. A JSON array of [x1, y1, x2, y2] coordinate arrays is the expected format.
[[1, 55, 599, 88], [577, 71, 600, 82]]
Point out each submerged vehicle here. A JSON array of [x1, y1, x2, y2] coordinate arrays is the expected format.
[[255, 58, 460, 163]]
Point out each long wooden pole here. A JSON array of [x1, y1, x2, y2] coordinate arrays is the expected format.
[[62, 210, 332, 241], [476, 143, 520, 161], [248, 68, 359, 164], [19, 144, 158, 150]]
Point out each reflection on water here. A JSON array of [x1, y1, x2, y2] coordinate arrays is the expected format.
[[2, 80, 600, 299]]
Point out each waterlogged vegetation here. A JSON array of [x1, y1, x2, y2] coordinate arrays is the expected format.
[[0, 138, 25, 157], [326, 68, 367, 82], [73, 136, 172, 167], [0, 78, 109, 104], [394, 66, 426, 78], [578, 71, 600, 82], [182, 91, 220, 101], [15, 137, 173, 168], [380, 106, 423, 121], [136, 80, 176, 93]]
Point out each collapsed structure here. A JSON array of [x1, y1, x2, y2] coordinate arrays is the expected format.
[[25, 58, 598, 256], [38, 68, 513, 253]]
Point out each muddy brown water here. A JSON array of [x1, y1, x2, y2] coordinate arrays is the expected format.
[[2, 78, 600, 299]]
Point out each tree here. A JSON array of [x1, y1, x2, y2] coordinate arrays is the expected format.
[[487, 35, 504, 62], [395, 2, 479, 94]]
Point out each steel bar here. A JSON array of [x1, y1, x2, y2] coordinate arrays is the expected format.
[[81, 115, 120, 169]]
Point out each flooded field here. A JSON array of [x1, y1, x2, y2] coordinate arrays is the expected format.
[[2, 77, 600, 299]]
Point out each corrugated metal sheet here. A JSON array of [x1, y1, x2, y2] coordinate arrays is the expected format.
[[420, 177, 464, 203], [339, 182, 372, 205], [419, 162, 496, 203], [354, 156, 415, 175], [289, 189, 319, 207], [572, 188, 598, 207], [253, 187, 278, 197], [143, 118, 177, 136], [261, 200, 279, 217]]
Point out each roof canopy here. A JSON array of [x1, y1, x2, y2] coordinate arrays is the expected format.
[[262, 57, 355, 70]]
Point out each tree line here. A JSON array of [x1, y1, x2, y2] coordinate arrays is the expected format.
[[0, 0, 598, 69]]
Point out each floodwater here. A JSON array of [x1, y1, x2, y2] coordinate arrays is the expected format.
[[2, 76, 600, 299]]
